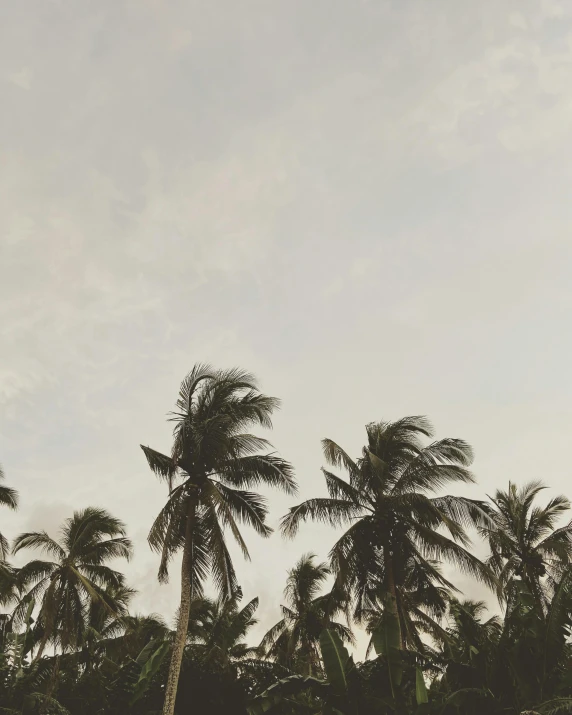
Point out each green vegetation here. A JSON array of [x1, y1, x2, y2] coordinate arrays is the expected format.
[[2, 365, 572, 714]]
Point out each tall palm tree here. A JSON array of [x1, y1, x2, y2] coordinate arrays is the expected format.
[[260, 553, 353, 675], [13, 507, 133, 659], [0, 464, 18, 560], [141, 364, 296, 715], [481, 481, 572, 612], [281, 417, 495, 648]]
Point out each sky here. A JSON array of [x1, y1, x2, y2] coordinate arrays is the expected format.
[[2, 0, 572, 657]]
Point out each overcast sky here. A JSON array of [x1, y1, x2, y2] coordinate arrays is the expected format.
[[2, 0, 572, 656]]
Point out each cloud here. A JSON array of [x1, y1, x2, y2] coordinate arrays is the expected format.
[[6, 68, 32, 90], [3, 0, 572, 637]]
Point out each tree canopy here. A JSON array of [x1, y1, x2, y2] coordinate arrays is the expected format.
[[2, 366, 572, 715]]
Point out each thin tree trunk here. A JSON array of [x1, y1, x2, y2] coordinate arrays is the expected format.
[[162, 493, 197, 715], [384, 549, 405, 650], [302, 635, 313, 676]]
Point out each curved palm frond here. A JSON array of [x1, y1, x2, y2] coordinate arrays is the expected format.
[[218, 453, 297, 496], [13, 532, 66, 561], [281, 498, 365, 538], [209, 482, 272, 538]]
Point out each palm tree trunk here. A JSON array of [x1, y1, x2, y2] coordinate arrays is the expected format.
[[162, 493, 198, 715], [384, 549, 404, 650], [526, 572, 546, 619], [302, 636, 313, 676]]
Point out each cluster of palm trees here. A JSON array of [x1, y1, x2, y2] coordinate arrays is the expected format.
[[2, 364, 572, 715]]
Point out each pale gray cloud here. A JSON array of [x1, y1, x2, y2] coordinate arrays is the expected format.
[[2, 0, 572, 658]]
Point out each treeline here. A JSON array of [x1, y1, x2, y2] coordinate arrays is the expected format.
[[1, 364, 572, 715]]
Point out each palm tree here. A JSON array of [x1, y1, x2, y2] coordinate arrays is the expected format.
[[260, 553, 353, 675], [250, 629, 362, 715], [85, 584, 134, 639], [363, 555, 454, 653], [281, 417, 495, 648], [481, 481, 572, 612], [80, 584, 135, 669], [187, 589, 261, 669], [107, 612, 169, 662], [13, 507, 133, 659], [141, 364, 296, 715], [0, 464, 18, 560], [441, 598, 501, 670], [427, 599, 502, 714]]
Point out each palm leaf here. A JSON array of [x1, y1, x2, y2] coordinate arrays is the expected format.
[[140, 445, 177, 488], [281, 498, 363, 538], [13, 533, 66, 561]]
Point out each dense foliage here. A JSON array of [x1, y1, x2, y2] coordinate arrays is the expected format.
[[2, 365, 572, 715]]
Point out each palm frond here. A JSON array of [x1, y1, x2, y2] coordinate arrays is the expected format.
[[63, 507, 129, 557], [0, 484, 18, 510], [173, 363, 216, 415], [140, 445, 178, 488], [322, 469, 365, 504], [413, 523, 498, 590], [391, 438, 475, 495], [203, 482, 251, 559], [16, 559, 58, 588], [218, 454, 297, 496], [202, 504, 239, 599], [81, 564, 127, 590], [260, 618, 289, 655], [224, 597, 259, 648], [0, 533, 9, 561], [529, 498, 572, 543], [209, 482, 272, 538], [321, 439, 360, 476], [431, 495, 495, 530], [226, 433, 274, 457], [13, 532, 66, 561], [80, 537, 133, 564], [147, 485, 187, 582], [281, 498, 364, 538], [534, 698, 572, 715], [284, 554, 330, 607]]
